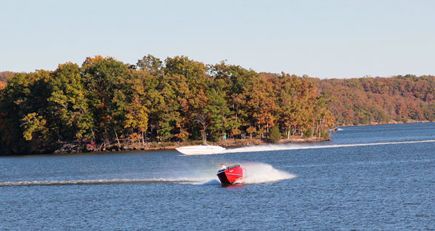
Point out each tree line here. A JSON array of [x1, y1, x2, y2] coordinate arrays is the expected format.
[[0, 55, 335, 154], [319, 76, 434, 125]]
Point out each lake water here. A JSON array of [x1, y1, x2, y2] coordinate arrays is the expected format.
[[0, 123, 434, 230]]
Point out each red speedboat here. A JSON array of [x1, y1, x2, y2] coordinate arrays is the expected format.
[[217, 164, 244, 186]]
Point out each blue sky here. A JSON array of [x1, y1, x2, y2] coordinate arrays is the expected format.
[[1, 0, 434, 78]]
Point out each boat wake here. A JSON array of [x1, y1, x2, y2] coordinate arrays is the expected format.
[[177, 139, 435, 155], [226, 139, 435, 154], [0, 178, 201, 187], [241, 162, 296, 184], [0, 162, 294, 187]]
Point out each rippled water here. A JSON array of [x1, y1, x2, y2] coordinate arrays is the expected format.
[[0, 123, 434, 230]]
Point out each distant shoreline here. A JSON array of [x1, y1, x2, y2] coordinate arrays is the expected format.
[[52, 121, 433, 155], [338, 120, 432, 127], [52, 136, 330, 155], [1, 122, 432, 156]]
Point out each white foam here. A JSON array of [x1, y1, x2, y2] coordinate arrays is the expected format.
[[240, 162, 296, 184], [176, 145, 226, 155], [0, 178, 201, 187], [224, 139, 435, 155], [0, 162, 295, 187]]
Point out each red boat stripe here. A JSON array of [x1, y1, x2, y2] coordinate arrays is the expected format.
[[225, 173, 242, 176]]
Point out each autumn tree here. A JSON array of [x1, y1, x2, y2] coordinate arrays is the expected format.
[[0, 71, 53, 153], [269, 125, 281, 143], [164, 56, 209, 141], [82, 56, 130, 146], [47, 63, 93, 142]]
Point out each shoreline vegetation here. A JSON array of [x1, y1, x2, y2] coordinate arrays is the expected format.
[[54, 136, 331, 154], [53, 121, 430, 155], [0, 55, 433, 155]]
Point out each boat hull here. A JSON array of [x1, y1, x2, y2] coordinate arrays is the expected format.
[[217, 165, 243, 186]]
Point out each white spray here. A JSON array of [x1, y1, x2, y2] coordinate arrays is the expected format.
[[239, 162, 296, 184], [0, 162, 296, 187]]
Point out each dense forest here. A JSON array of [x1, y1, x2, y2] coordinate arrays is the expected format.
[[0, 71, 14, 90], [0, 56, 433, 155], [319, 76, 434, 125], [0, 56, 335, 155]]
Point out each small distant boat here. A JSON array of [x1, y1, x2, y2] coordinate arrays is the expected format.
[[175, 145, 226, 155], [217, 164, 244, 186]]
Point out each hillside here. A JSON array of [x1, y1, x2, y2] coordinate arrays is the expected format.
[[0, 71, 15, 89], [319, 76, 434, 125]]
